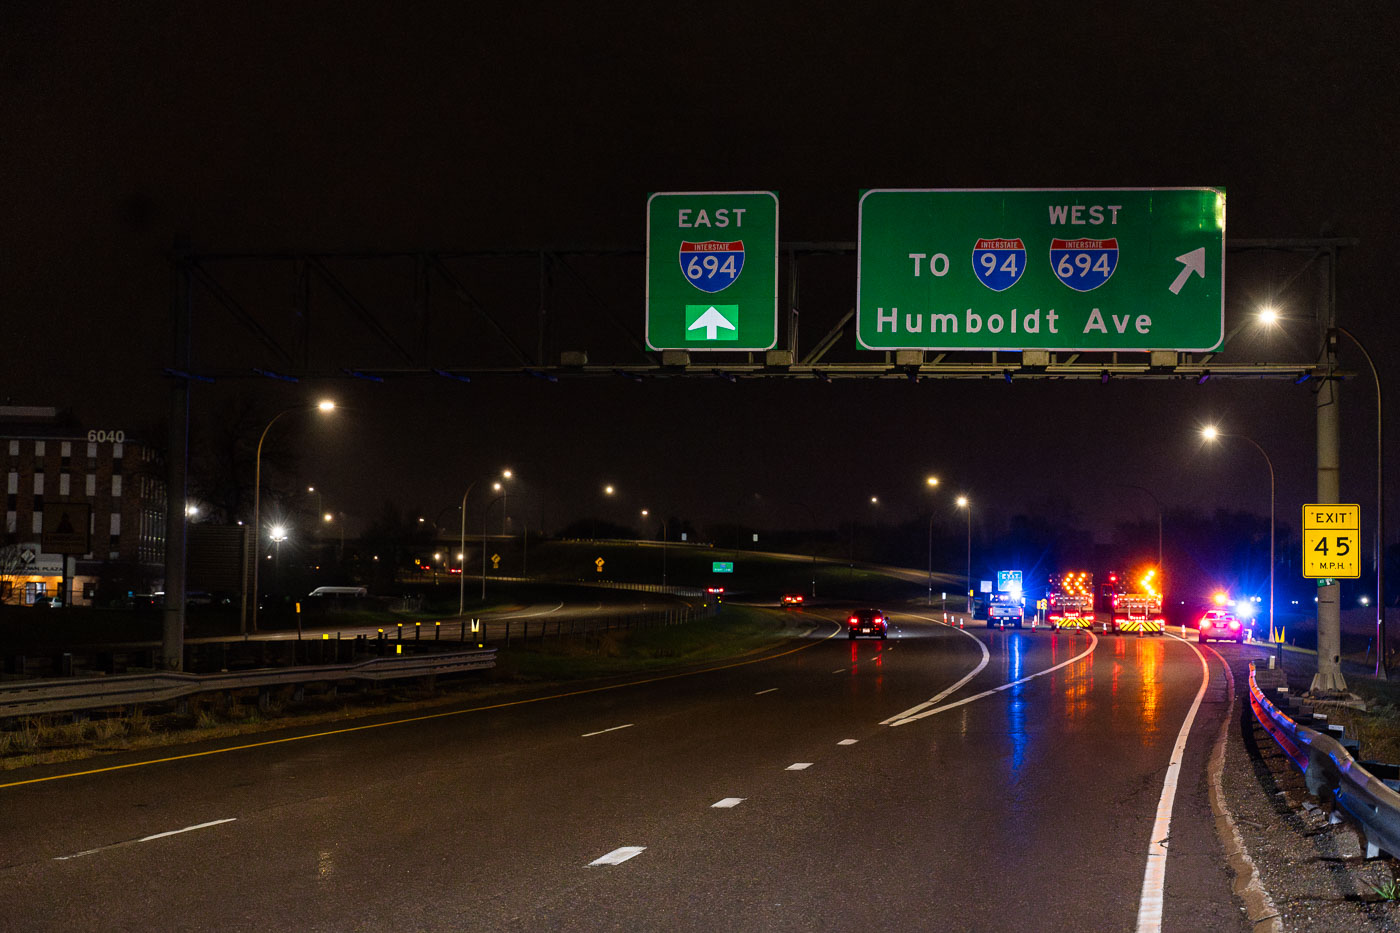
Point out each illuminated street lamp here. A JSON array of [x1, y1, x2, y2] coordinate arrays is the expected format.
[[249, 399, 335, 634], [924, 476, 940, 607], [1201, 425, 1275, 645], [957, 496, 972, 616], [458, 469, 513, 614]]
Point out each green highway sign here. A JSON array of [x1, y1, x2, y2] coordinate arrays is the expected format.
[[857, 188, 1225, 352], [712, 561, 734, 573], [646, 191, 778, 350]]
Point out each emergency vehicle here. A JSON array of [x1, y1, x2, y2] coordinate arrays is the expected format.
[[1047, 571, 1095, 629], [1111, 567, 1165, 635], [987, 570, 1025, 628]]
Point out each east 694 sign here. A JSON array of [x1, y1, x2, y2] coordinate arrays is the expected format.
[[646, 191, 778, 351]]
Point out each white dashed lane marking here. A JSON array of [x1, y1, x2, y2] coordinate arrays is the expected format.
[[54, 818, 237, 861], [581, 724, 634, 737], [711, 798, 745, 808], [837, 739, 858, 745], [785, 762, 813, 771], [589, 846, 646, 866]]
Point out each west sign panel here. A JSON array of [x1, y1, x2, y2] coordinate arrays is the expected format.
[[646, 191, 778, 351], [857, 188, 1225, 351]]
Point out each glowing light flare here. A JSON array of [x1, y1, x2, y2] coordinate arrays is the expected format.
[[1212, 591, 1228, 606]]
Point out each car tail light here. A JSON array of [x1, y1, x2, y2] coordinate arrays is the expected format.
[[1200, 619, 1211, 628], [848, 616, 859, 625], [1229, 620, 1240, 629]]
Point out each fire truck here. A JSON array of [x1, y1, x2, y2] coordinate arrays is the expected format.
[[1047, 571, 1095, 629], [1110, 567, 1165, 635]]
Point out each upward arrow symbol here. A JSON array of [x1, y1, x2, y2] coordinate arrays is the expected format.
[[688, 306, 737, 340]]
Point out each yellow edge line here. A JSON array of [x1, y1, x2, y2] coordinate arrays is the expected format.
[[0, 619, 839, 791]]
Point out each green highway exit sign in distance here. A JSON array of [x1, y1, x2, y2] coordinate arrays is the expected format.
[[646, 191, 778, 351], [857, 188, 1225, 352]]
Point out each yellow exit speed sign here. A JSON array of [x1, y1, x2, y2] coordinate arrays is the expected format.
[[1302, 504, 1361, 579]]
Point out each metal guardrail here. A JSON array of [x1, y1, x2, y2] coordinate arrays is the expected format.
[[0, 649, 496, 720], [1248, 662, 1400, 859]]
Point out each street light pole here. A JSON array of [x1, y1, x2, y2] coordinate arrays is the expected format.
[[957, 496, 972, 616], [249, 400, 334, 635], [1202, 427, 1275, 651], [925, 475, 940, 607], [1334, 326, 1386, 677]]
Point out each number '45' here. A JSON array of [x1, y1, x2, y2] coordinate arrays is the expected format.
[[1313, 537, 1352, 556]]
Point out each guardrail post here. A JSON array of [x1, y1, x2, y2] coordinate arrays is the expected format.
[[461, 620, 467, 641], [415, 623, 421, 641], [397, 623, 403, 641], [435, 621, 440, 641]]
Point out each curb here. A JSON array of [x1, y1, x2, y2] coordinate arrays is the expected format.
[[1207, 652, 1281, 932]]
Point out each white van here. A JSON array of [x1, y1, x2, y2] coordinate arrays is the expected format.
[[308, 586, 368, 597]]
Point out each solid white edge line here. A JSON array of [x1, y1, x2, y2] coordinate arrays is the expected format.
[[581, 723, 634, 737], [884, 628, 1098, 727], [755, 688, 778, 695], [54, 817, 237, 861], [589, 846, 646, 866], [1134, 632, 1211, 933]]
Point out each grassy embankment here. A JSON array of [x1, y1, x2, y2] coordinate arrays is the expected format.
[[0, 604, 814, 771]]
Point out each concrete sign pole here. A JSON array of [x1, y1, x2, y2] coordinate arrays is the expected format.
[[1313, 334, 1347, 694]]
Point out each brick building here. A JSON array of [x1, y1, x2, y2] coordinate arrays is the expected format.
[[1, 406, 166, 606]]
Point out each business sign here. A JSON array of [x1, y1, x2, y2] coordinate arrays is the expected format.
[[42, 503, 90, 555], [857, 188, 1225, 351], [646, 191, 778, 350], [712, 561, 734, 573], [1302, 504, 1361, 579]]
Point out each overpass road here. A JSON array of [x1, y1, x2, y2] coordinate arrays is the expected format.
[[0, 610, 1246, 932]]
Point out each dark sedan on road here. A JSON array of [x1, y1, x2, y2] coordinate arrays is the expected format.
[[847, 609, 888, 640]]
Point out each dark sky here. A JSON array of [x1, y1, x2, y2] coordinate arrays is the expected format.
[[3, 2, 1397, 548]]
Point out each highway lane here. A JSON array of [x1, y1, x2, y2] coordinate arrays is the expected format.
[[0, 610, 1243, 931]]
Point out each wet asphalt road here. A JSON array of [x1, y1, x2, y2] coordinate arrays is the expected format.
[[0, 610, 1247, 932]]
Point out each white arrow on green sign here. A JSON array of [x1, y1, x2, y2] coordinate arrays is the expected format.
[[646, 191, 778, 351], [857, 188, 1225, 352]]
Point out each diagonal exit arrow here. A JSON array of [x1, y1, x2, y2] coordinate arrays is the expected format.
[[1168, 248, 1206, 295], [687, 306, 737, 340]]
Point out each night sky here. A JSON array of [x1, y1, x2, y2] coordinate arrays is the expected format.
[[3, 3, 1396, 552]]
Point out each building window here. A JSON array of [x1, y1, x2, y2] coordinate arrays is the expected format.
[[86, 474, 95, 496], [59, 474, 70, 496], [5, 512, 14, 534], [6, 472, 15, 495], [87, 442, 97, 458], [60, 441, 71, 458], [110, 513, 121, 536], [112, 475, 122, 497], [32, 513, 42, 534], [7, 441, 17, 456], [114, 443, 124, 459], [34, 441, 45, 457], [33, 474, 43, 495]]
